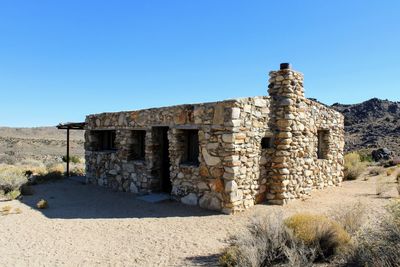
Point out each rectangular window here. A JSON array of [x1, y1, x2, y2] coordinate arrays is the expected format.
[[317, 130, 329, 159], [261, 137, 273, 149], [129, 130, 146, 160], [92, 130, 117, 151], [182, 130, 199, 165]]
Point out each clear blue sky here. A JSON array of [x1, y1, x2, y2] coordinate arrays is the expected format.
[[0, 1, 399, 127]]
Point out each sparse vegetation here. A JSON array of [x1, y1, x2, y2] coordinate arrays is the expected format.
[[331, 202, 366, 235], [1, 205, 12, 215], [386, 167, 396, 176], [70, 165, 85, 176], [285, 213, 351, 259], [376, 176, 392, 197], [62, 155, 82, 164], [368, 166, 384, 176], [1, 205, 22, 216], [219, 214, 317, 267], [219, 212, 355, 267], [339, 200, 400, 266], [0, 165, 28, 199], [344, 152, 366, 180], [356, 149, 373, 163]]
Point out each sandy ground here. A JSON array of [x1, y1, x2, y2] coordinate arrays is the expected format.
[[0, 173, 398, 267]]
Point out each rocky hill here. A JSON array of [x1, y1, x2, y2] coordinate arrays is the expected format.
[[331, 98, 400, 155], [0, 127, 84, 164]]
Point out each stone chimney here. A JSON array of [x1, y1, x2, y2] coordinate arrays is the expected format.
[[267, 63, 305, 204]]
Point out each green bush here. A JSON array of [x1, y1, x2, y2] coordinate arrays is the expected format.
[[354, 150, 373, 163], [62, 155, 81, 164], [344, 153, 366, 180], [5, 190, 21, 200]]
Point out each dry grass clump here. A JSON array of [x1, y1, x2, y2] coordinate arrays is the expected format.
[[62, 155, 83, 164], [36, 199, 48, 209], [368, 166, 384, 177], [219, 214, 317, 267], [285, 213, 351, 258], [386, 167, 396, 176], [70, 165, 85, 176], [339, 200, 400, 266], [376, 176, 393, 197], [397, 183, 400, 196], [344, 153, 366, 180], [33, 163, 65, 183], [331, 202, 366, 235], [1, 205, 22, 216], [219, 212, 354, 267], [0, 165, 28, 199], [1, 205, 12, 215]]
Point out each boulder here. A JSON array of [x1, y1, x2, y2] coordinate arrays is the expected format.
[[372, 148, 393, 161], [181, 193, 198, 206]]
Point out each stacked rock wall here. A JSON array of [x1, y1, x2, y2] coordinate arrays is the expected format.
[[85, 100, 263, 213], [84, 65, 344, 213], [267, 65, 344, 204]]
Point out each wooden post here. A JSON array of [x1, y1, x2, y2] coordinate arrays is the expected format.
[[67, 128, 70, 177]]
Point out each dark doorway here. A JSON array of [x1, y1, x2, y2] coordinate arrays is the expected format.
[[153, 127, 172, 193]]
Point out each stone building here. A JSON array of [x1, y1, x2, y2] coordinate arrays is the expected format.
[[85, 64, 344, 214]]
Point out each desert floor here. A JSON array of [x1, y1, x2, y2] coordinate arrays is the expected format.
[[0, 174, 398, 267]]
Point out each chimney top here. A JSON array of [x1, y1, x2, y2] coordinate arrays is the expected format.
[[280, 63, 291, 70]]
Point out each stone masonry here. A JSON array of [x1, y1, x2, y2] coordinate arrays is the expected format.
[[85, 64, 344, 214]]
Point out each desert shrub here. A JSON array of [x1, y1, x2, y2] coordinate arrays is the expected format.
[[376, 176, 392, 197], [36, 199, 48, 209], [344, 153, 366, 180], [0, 166, 28, 194], [5, 190, 21, 200], [219, 214, 317, 267], [62, 155, 82, 164], [332, 202, 366, 235], [0, 155, 17, 165], [70, 165, 85, 176], [357, 150, 373, 163], [41, 163, 64, 181], [368, 166, 384, 176], [386, 167, 396, 176], [285, 213, 350, 259], [340, 200, 400, 266], [26, 165, 47, 176]]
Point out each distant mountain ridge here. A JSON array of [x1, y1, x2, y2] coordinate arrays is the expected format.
[[0, 98, 399, 163], [331, 98, 400, 155]]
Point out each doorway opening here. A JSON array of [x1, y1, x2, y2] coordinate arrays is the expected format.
[[153, 127, 172, 193]]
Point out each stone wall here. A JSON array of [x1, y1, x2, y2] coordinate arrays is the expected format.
[[267, 65, 344, 204], [85, 100, 255, 213], [84, 64, 344, 214]]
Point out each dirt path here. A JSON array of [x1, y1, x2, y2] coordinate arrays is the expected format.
[[0, 173, 397, 267]]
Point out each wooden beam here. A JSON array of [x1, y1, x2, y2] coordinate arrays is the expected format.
[[67, 128, 70, 177]]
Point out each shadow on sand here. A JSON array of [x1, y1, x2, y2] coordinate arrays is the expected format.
[[20, 178, 220, 219]]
